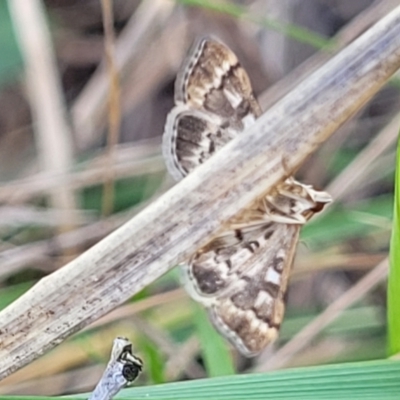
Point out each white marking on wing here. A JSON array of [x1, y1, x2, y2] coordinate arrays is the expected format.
[[254, 290, 274, 309], [265, 267, 281, 286], [223, 88, 242, 108], [250, 315, 262, 332], [259, 322, 270, 336], [276, 248, 286, 259]]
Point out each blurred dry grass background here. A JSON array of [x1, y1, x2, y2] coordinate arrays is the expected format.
[[0, 0, 399, 396]]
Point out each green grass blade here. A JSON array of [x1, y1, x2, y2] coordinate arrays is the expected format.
[[137, 336, 166, 384], [193, 303, 235, 376], [388, 132, 400, 356], [58, 359, 400, 400], [176, 0, 332, 50], [5, 360, 400, 399]]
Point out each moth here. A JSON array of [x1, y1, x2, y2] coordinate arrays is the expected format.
[[162, 37, 331, 356]]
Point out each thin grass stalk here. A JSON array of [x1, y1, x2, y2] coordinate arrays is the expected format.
[[7, 0, 77, 232], [100, 0, 121, 216]]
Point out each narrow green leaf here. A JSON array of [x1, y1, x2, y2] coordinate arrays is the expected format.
[[137, 336, 165, 384], [388, 132, 400, 356], [66, 359, 400, 400], [193, 303, 235, 377], [175, 0, 332, 50], [112, 359, 400, 400]]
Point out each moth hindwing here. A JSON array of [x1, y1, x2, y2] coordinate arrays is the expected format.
[[163, 37, 331, 356]]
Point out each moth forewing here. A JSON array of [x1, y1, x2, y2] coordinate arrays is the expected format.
[[163, 37, 262, 181], [162, 105, 236, 181]]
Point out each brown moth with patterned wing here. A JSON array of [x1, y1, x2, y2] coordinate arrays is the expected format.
[[163, 37, 331, 356]]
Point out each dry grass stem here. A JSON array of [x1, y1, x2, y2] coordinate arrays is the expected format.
[[294, 252, 387, 277], [326, 112, 400, 201], [100, 0, 121, 216], [121, 15, 188, 114], [0, 141, 164, 203], [71, 0, 175, 150], [87, 288, 186, 330], [8, 0, 77, 232], [0, 210, 132, 280], [0, 206, 92, 228], [259, 0, 399, 110], [0, 173, 170, 280], [0, 365, 103, 396]]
